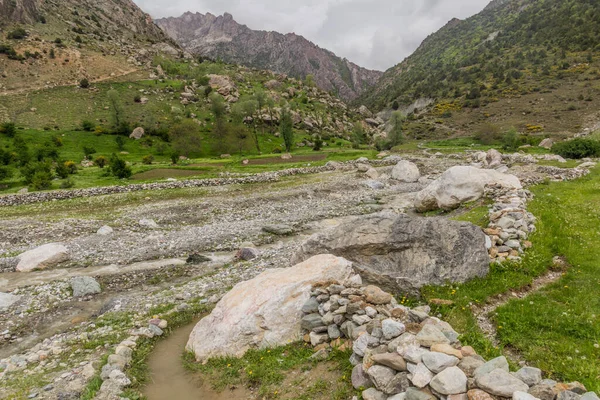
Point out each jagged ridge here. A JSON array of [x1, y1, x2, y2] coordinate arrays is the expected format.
[[155, 12, 383, 102]]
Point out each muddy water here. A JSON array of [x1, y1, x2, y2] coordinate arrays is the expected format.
[[144, 319, 254, 400]]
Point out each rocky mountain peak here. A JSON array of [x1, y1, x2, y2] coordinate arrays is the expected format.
[[155, 12, 382, 101]]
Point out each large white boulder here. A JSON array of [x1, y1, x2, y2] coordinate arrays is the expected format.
[[186, 254, 354, 362], [391, 160, 421, 183], [415, 166, 521, 212], [16, 243, 69, 272]]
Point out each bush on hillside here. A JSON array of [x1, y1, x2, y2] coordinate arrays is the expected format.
[[79, 78, 90, 89], [109, 154, 132, 179], [81, 120, 94, 131], [7, 28, 28, 40], [0, 166, 13, 182], [142, 154, 154, 165], [21, 162, 52, 189], [552, 138, 600, 159], [83, 146, 96, 158], [94, 156, 108, 168], [501, 129, 521, 151], [0, 122, 16, 137]]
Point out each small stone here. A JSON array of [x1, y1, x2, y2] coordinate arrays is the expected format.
[[328, 325, 341, 340], [139, 218, 159, 229], [352, 364, 373, 389], [371, 352, 407, 371], [514, 391, 539, 400], [367, 365, 397, 392], [353, 333, 372, 357], [362, 388, 387, 400], [473, 356, 509, 379], [557, 392, 582, 400], [528, 383, 555, 400], [406, 387, 437, 400], [301, 314, 324, 330], [458, 356, 485, 377], [97, 225, 113, 235], [514, 366, 542, 386], [302, 298, 320, 314], [364, 285, 392, 305], [422, 351, 459, 374], [460, 346, 477, 357], [148, 324, 163, 336], [431, 343, 463, 359], [468, 389, 495, 400], [476, 369, 529, 397], [411, 362, 434, 388], [236, 247, 259, 261], [430, 366, 468, 395], [581, 393, 600, 400], [309, 332, 328, 346], [382, 319, 406, 340], [416, 325, 450, 347]]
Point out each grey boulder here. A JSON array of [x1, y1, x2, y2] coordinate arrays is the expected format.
[[70, 276, 102, 297], [293, 212, 489, 295]]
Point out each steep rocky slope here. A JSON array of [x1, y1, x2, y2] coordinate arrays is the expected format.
[[0, 0, 179, 93], [155, 12, 382, 102]]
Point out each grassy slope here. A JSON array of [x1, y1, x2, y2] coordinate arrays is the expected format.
[[423, 166, 600, 390]]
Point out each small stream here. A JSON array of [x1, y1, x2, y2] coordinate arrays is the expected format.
[[143, 319, 253, 400]]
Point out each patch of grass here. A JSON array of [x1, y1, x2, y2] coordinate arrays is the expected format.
[[453, 199, 492, 228], [80, 375, 103, 400], [422, 167, 600, 390]]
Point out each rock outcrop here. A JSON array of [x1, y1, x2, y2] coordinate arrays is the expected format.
[[186, 254, 354, 362], [16, 243, 69, 272], [415, 166, 522, 212], [293, 212, 489, 294], [155, 12, 382, 101]]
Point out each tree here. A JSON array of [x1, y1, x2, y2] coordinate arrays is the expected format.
[[351, 122, 366, 147], [501, 129, 520, 151], [107, 89, 124, 131], [115, 136, 126, 151], [81, 120, 94, 131], [170, 120, 202, 157], [280, 108, 294, 152], [305, 74, 316, 88], [109, 154, 132, 179], [210, 94, 229, 154], [387, 111, 405, 148], [95, 156, 108, 168], [83, 146, 96, 158], [79, 78, 90, 89], [233, 99, 259, 152], [0, 166, 13, 183], [0, 122, 16, 138]]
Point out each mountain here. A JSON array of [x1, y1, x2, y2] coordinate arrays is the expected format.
[[0, 0, 179, 94], [155, 12, 383, 102], [358, 0, 600, 138]]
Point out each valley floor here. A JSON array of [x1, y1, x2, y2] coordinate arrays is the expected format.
[[0, 152, 598, 398]]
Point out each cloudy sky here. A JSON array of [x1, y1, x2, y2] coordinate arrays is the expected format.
[[134, 0, 491, 71]]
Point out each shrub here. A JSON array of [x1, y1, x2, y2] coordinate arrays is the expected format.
[[60, 179, 74, 189], [0, 122, 16, 137], [65, 161, 77, 174], [51, 136, 63, 147], [475, 123, 501, 145], [79, 78, 90, 89], [502, 129, 520, 151], [81, 120, 94, 131], [31, 170, 52, 190], [94, 156, 107, 168], [313, 137, 323, 151], [82, 146, 96, 158], [391, 100, 399, 111], [55, 161, 69, 179], [109, 154, 132, 179], [7, 28, 28, 40], [134, 94, 142, 103], [142, 154, 154, 165], [170, 152, 180, 164], [0, 166, 13, 182], [115, 136, 126, 151], [552, 139, 600, 159]]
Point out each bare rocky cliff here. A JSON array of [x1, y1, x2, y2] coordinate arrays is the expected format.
[[155, 12, 383, 101]]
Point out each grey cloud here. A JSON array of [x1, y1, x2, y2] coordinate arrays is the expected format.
[[134, 0, 491, 71]]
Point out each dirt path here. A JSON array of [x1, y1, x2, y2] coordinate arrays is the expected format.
[[472, 267, 565, 355], [144, 319, 254, 400]]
